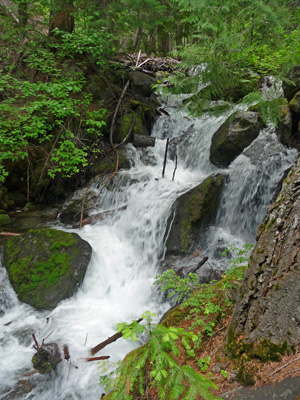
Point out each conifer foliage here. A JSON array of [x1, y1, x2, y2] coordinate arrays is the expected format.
[[99, 312, 220, 400]]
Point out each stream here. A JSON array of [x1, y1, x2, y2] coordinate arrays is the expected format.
[[0, 94, 297, 399]]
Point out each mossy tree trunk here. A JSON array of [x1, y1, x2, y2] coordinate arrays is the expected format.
[[226, 155, 300, 352]]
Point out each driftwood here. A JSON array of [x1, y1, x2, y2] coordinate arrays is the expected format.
[[133, 135, 156, 148], [0, 232, 21, 236], [86, 356, 110, 362], [90, 318, 143, 356], [75, 205, 127, 228]]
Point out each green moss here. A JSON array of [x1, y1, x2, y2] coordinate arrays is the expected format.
[[178, 174, 225, 253], [0, 213, 11, 226], [236, 364, 256, 385], [5, 229, 78, 295]]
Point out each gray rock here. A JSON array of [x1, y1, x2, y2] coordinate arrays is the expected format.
[[210, 111, 265, 167], [129, 71, 156, 97], [3, 228, 92, 310], [165, 173, 226, 255]]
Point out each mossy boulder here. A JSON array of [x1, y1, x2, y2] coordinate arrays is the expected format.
[[165, 173, 226, 255], [3, 228, 92, 310], [210, 111, 265, 168], [0, 211, 11, 226], [282, 65, 300, 102], [129, 71, 156, 97]]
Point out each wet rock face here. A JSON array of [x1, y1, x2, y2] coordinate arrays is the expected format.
[[32, 343, 61, 374], [165, 173, 226, 255], [3, 228, 92, 310], [227, 155, 300, 348], [282, 65, 300, 102], [210, 111, 265, 168]]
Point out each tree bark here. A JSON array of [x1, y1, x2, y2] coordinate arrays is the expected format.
[[226, 155, 300, 348], [49, 0, 75, 35]]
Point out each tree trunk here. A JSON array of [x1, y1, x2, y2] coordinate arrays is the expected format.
[[49, 0, 75, 36], [226, 155, 300, 352]]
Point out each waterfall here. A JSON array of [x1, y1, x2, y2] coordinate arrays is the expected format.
[[0, 95, 297, 400]]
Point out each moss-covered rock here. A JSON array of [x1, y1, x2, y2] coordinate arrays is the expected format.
[[165, 173, 226, 255], [282, 65, 300, 102], [210, 111, 266, 168], [3, 228, 92, 310], [31, 343, 61, 374], [129, 71, 156, 97], [0, 211, 11, 226]]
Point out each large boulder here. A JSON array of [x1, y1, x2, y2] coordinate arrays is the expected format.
[[3, 228, 92, 310], [226, 154, 300, 353], [210, 111, 265, 168], [129, 71, 156, 97], [165, 173, 226, 255], [282, 65, 300, 102]]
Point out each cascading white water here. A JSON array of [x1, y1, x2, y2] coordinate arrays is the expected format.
[[0, 94, 297, 400]]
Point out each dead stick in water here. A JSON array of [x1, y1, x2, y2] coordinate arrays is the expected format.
[[162, 138, 169, 178], [86, 356, 110, 362], [90, 318, 143, 356], [172, 154, 178, 181], [32, 334, 39, 350]]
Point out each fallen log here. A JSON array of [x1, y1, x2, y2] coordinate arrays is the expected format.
[[90, 318, 143, 356]]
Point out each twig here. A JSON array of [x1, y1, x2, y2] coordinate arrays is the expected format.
[[32, 334, 39, 350], [162, 138, 170, 178], [86, 356, 110, 362], [172, 154, 178, 181], [90, 318, 143, 356], [268, 356, 300, 377]]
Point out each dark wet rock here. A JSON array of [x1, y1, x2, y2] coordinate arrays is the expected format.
[[226, 155, 300, 350], [3, 228, 92, 310], [221, 376, 300, 399], [282, 65, 300, 102], [86, 75, 115, 102], [165, 173, 226, 255], [289, 90, 300, 116], [210, 111, 265, 168], [129, 71, 156, 97], [1, 379, 36, 399], [32, 343, 62, 374]]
